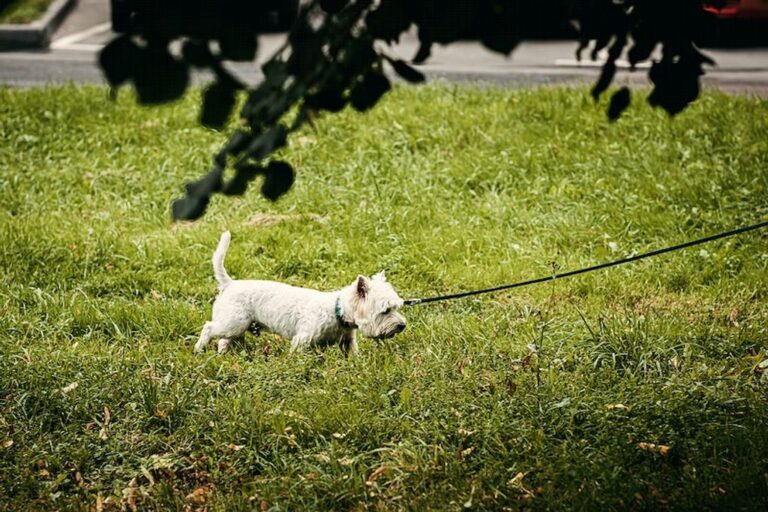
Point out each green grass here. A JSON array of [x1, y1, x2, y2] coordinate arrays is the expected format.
[[1, 83, 767, 511], [0, 0, 53, 24]]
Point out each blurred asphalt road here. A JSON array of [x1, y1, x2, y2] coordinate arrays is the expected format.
[[2, 0, 768, 95]]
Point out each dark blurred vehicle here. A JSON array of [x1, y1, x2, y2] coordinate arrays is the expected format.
[[110, 0, 300, 34], [704, 0, 768, 19], [702, 1, 768, 46]]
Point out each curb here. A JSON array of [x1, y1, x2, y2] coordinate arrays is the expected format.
[[0, 0, 78, 49]]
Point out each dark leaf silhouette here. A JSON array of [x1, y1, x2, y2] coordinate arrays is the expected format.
[[132, 46, 189, 105], [608, 87, 631, 121], [351, 71, 391, 112], [222, 164, 264, 196], [306, 88, 349, 112], [591, 60, 616, 101], [98, 35, 139, 87], [221, 130, 251, 157], [287, 23, 324, 77], [412, 41, 432, 64], [478, 1, 521, 55], [218, 31, 257, 62], [215, 129, 251, 167], [648, 58, 703, 116], [172, 165, 223, 221], [246, 125, 288, 161], [201, 81, 238, 130], [184, 166, 223, 198], [181, 40, 211, 68], [344, 41, 378, 76], [262, 59, 290, 86], [367, 0, 410, 42], [261, 161, 295, 201], [627, 37, 655, 69], [172, 195, 210, 221], [387, 58, 426, 83]]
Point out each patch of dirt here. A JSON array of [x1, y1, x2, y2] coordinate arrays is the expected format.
[[170, 220, 200, 232], [246, 212, 326, 227]]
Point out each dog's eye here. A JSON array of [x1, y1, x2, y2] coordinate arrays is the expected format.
[[383, 307, 392, 315]]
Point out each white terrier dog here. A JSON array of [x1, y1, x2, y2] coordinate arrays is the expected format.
[[194, 232, 407, 355]]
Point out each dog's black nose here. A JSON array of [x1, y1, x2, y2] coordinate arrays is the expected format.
[[394, 322, 406, 334]]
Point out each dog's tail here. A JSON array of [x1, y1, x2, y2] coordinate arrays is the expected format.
[[212, 231, 233, 290]]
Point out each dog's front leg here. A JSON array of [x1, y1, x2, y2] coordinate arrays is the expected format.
[[217, 338, 231, 354], [289, 334, 312, 353], [340, 332, 359, 357]]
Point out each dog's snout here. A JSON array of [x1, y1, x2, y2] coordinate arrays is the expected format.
[[394, 322, 406, 334]]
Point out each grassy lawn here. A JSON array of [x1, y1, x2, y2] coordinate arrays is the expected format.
[[0, 83, 766, 510], [0, 0, 53, 24]]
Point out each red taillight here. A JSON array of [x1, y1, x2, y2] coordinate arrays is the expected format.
[[704, 0, 768, 18], [704, 0, 741, 10]]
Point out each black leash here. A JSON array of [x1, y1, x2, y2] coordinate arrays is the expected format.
[[403, 220, 768, 306]]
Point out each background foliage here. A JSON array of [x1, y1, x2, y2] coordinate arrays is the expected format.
[[97, 0, 727, 220], [0, 0, 53, 24]]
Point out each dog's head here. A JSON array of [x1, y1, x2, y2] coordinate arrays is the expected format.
[[349, 271, 407, 340]]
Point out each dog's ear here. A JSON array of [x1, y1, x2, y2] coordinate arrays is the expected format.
[[356, 275, 369, 298], [372, 271, 387, 282]]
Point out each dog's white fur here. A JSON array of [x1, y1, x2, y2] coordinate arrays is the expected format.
[[194, 231, 407, 355]]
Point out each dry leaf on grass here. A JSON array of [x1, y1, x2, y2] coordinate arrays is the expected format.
[[728, 308, 740, 327], [507, 472, 526, 487], [247, 212, 324, 227], [170, 220, 198, 232], [61, 382, 79, 394], [140, 467, 155, 486], [366, 466, 388, 485], [638, 442, 670, 455], [148, 453, 175, 470], [297, 135, 315, 146], [186, 485, 212, 505], [507, 472, 536, 499], [123, 477, 139, 512], [456, 357, 471, 377], [99, 406, 111, 440], [2, 439, 13, 449]]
